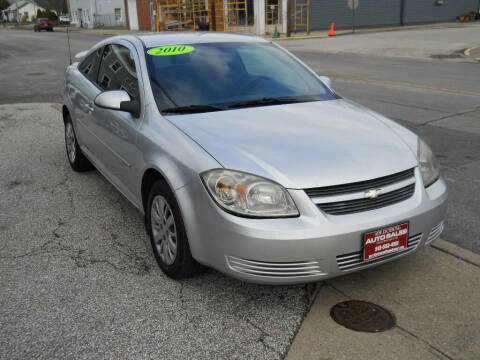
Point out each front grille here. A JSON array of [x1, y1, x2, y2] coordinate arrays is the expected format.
[[336, 233, 422, 271], [226, 256, 324, 277], [305, 168, 414, 197], [317, 184, 415, 215], [426, 221, 444, 244]]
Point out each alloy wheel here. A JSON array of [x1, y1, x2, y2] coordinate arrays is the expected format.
[[151, 195, 178, 265], [65, 122, 76, 163]]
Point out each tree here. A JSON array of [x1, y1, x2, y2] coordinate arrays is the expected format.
[[45, 9, 58, 20], [34, 0, 67, 14], [0, 0, 9, 12]]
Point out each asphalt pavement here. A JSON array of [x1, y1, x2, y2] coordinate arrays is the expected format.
[[1, 26, 480, 359], [0, 103, 315, 359]]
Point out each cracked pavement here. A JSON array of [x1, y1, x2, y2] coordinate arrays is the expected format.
[[0, 103, 315, 359]]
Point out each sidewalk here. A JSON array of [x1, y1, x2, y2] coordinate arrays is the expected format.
[[268, 21, 479, 41], [286, 239, 480, 360]]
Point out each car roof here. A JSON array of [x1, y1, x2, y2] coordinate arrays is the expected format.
[[133, 32, 269, 48]]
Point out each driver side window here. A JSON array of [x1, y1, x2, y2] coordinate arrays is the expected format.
[[96, 44, 140, 101]]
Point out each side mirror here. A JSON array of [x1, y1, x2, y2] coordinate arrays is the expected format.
[[94, 90, 140, 117], [319, 76, 332, 89]]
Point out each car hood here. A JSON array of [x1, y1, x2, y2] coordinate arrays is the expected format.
[[165, 99, 418, 189]]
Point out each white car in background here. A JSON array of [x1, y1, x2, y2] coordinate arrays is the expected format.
[[59, 15, 70, 24]]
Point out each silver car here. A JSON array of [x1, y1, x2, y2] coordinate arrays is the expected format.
[[63, 33, 447, 285]]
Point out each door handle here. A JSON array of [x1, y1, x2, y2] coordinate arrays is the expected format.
[[79, 99, 94, 113]]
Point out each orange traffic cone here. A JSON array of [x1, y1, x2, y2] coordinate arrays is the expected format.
[[328, 22, 336, 36]]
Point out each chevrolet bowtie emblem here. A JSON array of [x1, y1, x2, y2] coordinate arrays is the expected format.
[[364, 188, 382, 199]]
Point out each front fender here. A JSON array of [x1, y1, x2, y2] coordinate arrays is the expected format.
[[136, 106, 221, 210]]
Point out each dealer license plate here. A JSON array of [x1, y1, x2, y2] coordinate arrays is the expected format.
[[363, 223, 409, 261]]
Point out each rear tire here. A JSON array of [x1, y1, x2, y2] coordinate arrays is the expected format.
[[146, 179, 205, 279], [64, 115, 93, 172]]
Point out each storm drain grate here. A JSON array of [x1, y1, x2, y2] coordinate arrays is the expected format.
[[330, 300, 395, 332]]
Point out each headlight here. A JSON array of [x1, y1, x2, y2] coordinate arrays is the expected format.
[[418, 138, 439, 187], [201, 169, 299, 218]]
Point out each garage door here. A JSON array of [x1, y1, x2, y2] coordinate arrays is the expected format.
[[403, 0, 478, 24], [308, 0, 402, 31]]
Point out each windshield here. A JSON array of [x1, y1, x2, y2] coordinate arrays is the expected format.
[[145, 42, 335, 113]]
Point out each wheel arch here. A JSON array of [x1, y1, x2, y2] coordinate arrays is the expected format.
[[141, 167, 172, 213], [62, 104, 70, 124]]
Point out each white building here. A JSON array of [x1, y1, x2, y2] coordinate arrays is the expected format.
[[68, 0, 128, 29], [2, 1, 46, 23]]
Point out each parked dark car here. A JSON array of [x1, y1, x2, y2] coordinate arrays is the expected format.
[[34, 18, 53, 32]]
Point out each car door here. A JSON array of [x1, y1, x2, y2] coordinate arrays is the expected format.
[[89, 41, 144, 205], [71, 47, 103, 152]]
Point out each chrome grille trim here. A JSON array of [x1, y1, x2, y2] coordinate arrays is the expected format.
[[305, 168, 415, 197], [336, 233, 422, 271], [426, 221, 444, 244], [226, 256, 325, 277], [310, 177, 415, 204], [305, 168, 416, 216], [317, 184, 415, 215]]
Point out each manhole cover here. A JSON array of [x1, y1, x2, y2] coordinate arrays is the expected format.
[[330, 300, 395, 332]]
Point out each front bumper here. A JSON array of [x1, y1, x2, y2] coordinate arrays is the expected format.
[[176, 168, 447, 285]]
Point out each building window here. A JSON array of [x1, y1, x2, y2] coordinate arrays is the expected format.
[[114, 8, 121, 22], [110, 60, 122, 73]]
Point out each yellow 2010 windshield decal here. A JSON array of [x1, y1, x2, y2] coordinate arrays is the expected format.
[[147, 45, 194, 56]]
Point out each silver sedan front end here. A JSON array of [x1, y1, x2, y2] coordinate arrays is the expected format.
[[177, 168, 447, 285]]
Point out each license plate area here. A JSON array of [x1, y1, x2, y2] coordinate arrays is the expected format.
[[363, 222, 409, 261]]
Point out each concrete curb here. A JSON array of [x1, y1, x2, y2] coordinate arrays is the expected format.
[[432, 238, 480, 267]]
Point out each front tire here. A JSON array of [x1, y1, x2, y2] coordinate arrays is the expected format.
[[64, 115, 93, 172], [146, 180, 204, 279]]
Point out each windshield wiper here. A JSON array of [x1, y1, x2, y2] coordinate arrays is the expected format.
[[226, 97, 309, 109], [161, 104, 227, 114]]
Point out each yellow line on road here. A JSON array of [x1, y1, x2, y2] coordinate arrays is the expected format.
[[324, 74, 480, 97]]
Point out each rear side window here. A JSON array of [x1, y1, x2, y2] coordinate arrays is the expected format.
[[78, 47, 103, 84], [96, 44, 140, 100]]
